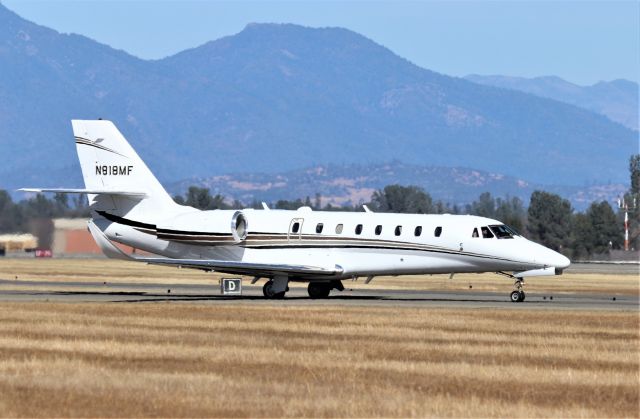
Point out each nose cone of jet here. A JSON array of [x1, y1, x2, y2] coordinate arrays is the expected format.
[[542, 248, 571, 270]]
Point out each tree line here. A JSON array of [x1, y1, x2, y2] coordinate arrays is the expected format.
[[1, 155, 638, 259]]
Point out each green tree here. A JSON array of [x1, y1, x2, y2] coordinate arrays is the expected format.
[[21, 194, 55, 219], [630, 154, 640, 195], [623, 154, 640, 250], [527, 191, 573, 253], [573, 201, 621, 258], [587, 201, 621, 254], [466, 192, 495, 218], [370, 185, 433, 214], [53, 193, 70, 216], [0, 190, 25, 233], [495, 196, 526, 233], [180, 186, 229, 210], [185, 186, 214, 209], [173, 194, 186, 205], [275, 198, 305, 210]]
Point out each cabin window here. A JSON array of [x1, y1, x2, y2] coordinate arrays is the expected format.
[[292, 222, 300, 234], [434, 226, 442, 237], [472, 228, 479, 238], [375, 225, 382, 235], [489, 224, 517, 239], [414, 226, 422, 236], [335, 224, 344, 234], [481, 226, 494, 238], [355, 224, 363, 235], [395, 225, 402, 236], [316, 223, 324, 234]]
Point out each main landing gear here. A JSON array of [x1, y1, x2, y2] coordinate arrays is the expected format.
[[307, 280, 344, 299], [262, 276, 289, 299], [510, 278, 526, 303], [261, 278, 345, 299]]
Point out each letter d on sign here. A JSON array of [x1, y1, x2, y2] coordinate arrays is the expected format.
[[221, 278, 242, 295]]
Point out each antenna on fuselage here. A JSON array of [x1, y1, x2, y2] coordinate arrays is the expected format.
[[261, 202, 270, 210], [363, 205, 373, 213]]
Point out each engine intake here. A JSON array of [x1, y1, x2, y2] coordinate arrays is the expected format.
[[231, 211, 248, 242]]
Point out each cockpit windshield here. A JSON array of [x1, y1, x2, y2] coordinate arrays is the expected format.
[[489, 224, 519, 239]]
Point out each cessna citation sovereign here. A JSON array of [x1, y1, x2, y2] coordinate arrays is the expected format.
[[22, 120, 570, 302]]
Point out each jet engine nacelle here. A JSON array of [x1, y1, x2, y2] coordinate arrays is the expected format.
[[157, 209, 249, 244], [230, 210, 248, 242]]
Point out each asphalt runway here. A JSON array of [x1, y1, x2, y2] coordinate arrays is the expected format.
[[0, 277, 637, 311], [567, 262, 639, 275]]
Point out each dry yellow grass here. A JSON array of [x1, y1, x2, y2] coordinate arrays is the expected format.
[[0, 303, 637, 417], [0, 258, 638, 296]]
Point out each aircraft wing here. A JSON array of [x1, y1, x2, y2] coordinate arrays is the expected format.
[[139, 257, 343, 278]]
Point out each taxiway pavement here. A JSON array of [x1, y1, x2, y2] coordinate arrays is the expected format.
[[0, 278, 636, 311]]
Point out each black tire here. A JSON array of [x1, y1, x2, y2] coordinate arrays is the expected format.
[[308, 282, 331, 299], [519, 291, 526, 302], [510, 290, 521, 303], [263, 280, 286, 299], [263, 280, 276, 298]]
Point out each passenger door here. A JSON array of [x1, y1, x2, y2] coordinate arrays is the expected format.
[[288, 218, 304, 242]]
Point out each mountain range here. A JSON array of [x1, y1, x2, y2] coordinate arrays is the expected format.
[[465, 74, 638, 131], [0, 4, 637, 204], [168, 162, 626, 211]]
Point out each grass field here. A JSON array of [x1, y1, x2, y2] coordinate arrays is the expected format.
[[0, 258, 638, 417], [0, 303, 637, 417], [0, 258, 638, 296]]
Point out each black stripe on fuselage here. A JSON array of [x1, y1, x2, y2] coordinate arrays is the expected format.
[[96, 211, 234, 239], [157, 229, 231, 237], [96, 210, 156, 230]]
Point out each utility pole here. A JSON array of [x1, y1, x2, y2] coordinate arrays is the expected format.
[[618, 196, 638, 251]]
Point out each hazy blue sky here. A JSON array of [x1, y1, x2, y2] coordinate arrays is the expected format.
[[3, 1, 639, 85]]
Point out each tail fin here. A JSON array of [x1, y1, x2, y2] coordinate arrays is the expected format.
[[72, 120, 178, 219]]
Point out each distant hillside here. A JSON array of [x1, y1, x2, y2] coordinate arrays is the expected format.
[[168, 162, 627, 211], [465, 74, 639, 131], [0, 4, 637, 193]]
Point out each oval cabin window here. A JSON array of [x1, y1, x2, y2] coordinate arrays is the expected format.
[[335, 224, 343, 234]]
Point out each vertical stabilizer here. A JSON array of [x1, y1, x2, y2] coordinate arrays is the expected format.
[[72, 120, 179, 220]]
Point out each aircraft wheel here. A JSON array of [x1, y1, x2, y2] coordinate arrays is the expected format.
[[308, 282, 331, 299], [519, 291, 526, 302], [510, 290, 522, 303], [263, 280, 286, 299]]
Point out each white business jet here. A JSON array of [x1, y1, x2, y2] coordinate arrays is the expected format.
[[22, 120, 570, 302]]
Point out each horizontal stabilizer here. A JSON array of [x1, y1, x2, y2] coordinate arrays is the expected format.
[[19, 188, 147, 198], [138, 257, 343, 278]]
